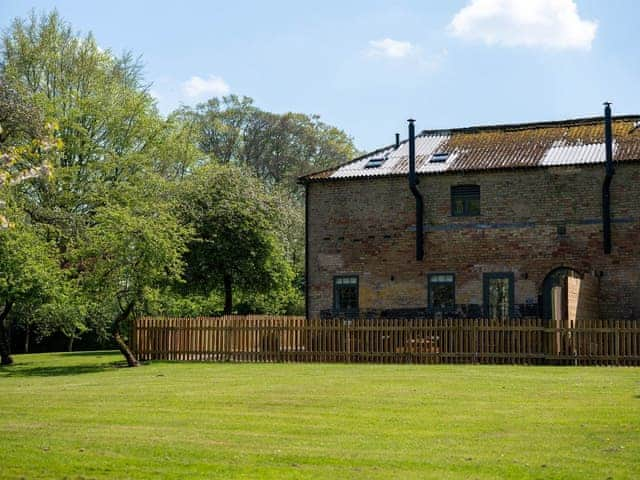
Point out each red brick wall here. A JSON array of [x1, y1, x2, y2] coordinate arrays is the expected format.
[[306, 163, 640, 320]]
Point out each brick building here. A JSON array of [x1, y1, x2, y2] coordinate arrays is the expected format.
[[300, 113, 640, 323]]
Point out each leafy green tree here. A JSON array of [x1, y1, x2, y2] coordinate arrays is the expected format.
[[19, 277, 88, 352], [2, 11, 190, 364], [1, 9, 362, 361], [0, 80, 57, 228], [0, 212, 62, 365], [2, 10, 160, 170], [182, 96, 357, 293], [151, 111, 203, 180], [179, 163, 293, 314], [1, 10, 163, 236], [76, 177, 191, 366], [183, 95, 357, 196], [184, 95, 257, 164]]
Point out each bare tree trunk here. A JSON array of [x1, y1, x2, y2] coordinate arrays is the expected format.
[[0, 301, 14, 366], [223, 274, 233, 315], [67, 336, 74, 352], [112, 301, 139, 367]]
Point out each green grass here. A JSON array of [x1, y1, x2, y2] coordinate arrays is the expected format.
[[1, 353, 639, 479]]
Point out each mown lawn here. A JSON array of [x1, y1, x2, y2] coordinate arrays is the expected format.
[[0, 352, 638, 479]]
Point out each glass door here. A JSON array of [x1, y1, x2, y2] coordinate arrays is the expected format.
[[483, 273, 514, 320]]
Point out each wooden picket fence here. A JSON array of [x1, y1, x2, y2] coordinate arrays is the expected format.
[[130, 316, 640, 366]]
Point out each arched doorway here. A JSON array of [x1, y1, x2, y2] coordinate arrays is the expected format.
[[541, 267, 582, 322]]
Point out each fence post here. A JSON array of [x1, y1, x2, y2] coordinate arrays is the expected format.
[[223, 316, 230, 362], [472, 319, 477, 364], [615, 320, 620, 366]]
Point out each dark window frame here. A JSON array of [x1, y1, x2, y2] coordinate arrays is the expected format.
[[451, 184, 481, 217], [427, 273, 456, 312], [333, 275, 359, 314], [483, 272, 515, 319], [430, 152, 450, 163], [364, 157, 387, 169]]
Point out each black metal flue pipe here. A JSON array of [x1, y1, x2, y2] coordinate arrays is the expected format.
[[602, 102, 614, 254], [408, 119, 424, 261]]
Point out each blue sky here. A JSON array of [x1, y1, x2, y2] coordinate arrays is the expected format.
[[1, 0, 638, 151]]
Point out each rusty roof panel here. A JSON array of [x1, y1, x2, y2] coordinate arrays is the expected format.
[[300, 116, 640, 182]]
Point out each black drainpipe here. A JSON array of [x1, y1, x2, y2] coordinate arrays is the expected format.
[[408, 119, 424, 261], [304, 183, 310, 318], [602, 102, 614, 254]]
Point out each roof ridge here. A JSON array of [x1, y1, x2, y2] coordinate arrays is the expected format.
[[418, 115, 640, 136]]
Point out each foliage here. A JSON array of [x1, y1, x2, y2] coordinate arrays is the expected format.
[[0, 209, 64, 363], [2, 10, 160, 170], [178, 163, 293, 313], [1, 10, 189, 364], [74, 175, 192, 365], [182, 95, 357, 196], [0, 9, 360, 360], [0, 81, 57, 230], [78, 179, 190, 313], [0, 212, 61, 305], [146, 289, 225, 317]]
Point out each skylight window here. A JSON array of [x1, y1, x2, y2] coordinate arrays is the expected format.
[[430, 152, 450, 163], [364, 157, 386, 169]]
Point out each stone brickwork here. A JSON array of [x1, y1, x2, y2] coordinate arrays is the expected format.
[[306, 163, 640, 320]]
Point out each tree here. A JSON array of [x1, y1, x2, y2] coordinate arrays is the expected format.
[[21, 278, 88, 352], [0, 212, 62, 365], [185, 95, 257, 164], [179, 163, 293, 314], [1, 11, 189, 365], [182, 96, 357, 293], [0, 80, 57, 228], [2, 10, 160, 170], [76, 176, 191, 366], [0, 9, 360, 359], [183, 96, 358, 196]]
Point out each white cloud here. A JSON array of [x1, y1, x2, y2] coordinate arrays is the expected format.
[[367, 38, 416, 58], [449, 0, 597, 50], [182, 75, 230, 98]]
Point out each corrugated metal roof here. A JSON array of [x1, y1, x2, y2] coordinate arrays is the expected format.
[[300, 115, 640, 182]]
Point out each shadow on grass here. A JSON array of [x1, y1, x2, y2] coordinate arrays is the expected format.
[[58, 350, 119, 357], [0, 360, 126, 378]]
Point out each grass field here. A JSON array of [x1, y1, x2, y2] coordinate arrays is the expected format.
[[0, 352, 639, 479]]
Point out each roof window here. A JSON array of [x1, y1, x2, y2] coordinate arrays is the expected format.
[[364, 157, 386, 169], [430, 152, 450, 163]]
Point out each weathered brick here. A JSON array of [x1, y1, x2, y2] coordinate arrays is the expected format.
[[306, 163, 640, 320]]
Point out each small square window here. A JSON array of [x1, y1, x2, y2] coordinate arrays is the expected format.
[[334, 276, 358, 313], [451, 185, 480, 216]]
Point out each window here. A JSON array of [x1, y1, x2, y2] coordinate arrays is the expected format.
[[364, 157, 386, 169], [430, 152, 449, 163], [428, 274, 455, 312], [451, 185, 480, 216], [334, 276, 358, 313], [483, 273, 514, 320]]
